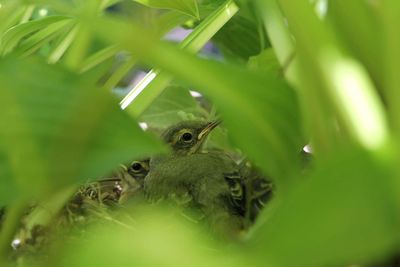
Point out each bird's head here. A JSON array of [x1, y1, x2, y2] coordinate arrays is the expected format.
[[127, 159, 150, 185], [161, 120, 221, 155]]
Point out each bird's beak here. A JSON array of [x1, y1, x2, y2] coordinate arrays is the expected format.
[[198, 119, 222, 140]]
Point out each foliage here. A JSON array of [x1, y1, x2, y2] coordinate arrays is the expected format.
[[0, 0, 399, 267]]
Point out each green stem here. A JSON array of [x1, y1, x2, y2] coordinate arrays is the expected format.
[[23, 186, 77, 234], [120, 0, 239, 117], [20, 4, 35, 23], [0, 200, 27, 261], [102, 57, 137, 92], [257, 0, 335, 154], [261, 0, 389, 152]]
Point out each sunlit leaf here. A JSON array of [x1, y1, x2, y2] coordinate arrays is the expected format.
[[328, 0, 383, 92]]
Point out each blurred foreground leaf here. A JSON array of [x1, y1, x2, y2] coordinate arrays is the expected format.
[[0, 15, 72, 56], [0, 56, 164, 205], [253, 147, 398, 266], [247, 48, 280, 73], [53, 206, 246, 267]]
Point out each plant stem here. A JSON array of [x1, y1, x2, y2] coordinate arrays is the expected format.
[[120, 0, 239, 117], [0, 200, 27, 261]]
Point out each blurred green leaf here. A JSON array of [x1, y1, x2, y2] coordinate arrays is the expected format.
[[247, 48, 280, 73], [253, 147, 398, 266], [133, 0, 199, 19], [328, 0, 383, 92], [54, 206, 246, 267], [270, 0, 389, 153], [0, 15, 71, 55], [17, 18, 74, 57], [0, 2, 27, 36], [381, 1, 400, 137], [79, 45, 120, 73], [0, 56, 164, 205], [47, 23, 78, 64]]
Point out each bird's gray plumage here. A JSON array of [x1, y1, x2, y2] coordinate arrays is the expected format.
[[144, 120, 273, 237], [145, 151, 246, 236]]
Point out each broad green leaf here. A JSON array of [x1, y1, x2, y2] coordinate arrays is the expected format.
[[266, 0, 389, 152], [0, 56, 164, 205], [252, 147, 398, 266], [133, 0, 199, 19], [54, 206, 247, 267], [0, 15, 71, 55], [213, 14, 269, 61], [139, 85, 206, 128], [381, 1, 400, 137], [247, 48, 280, 73], [100, 0, 123, 10], [328, 0, 383, 93]]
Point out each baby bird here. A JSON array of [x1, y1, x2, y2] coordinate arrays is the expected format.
[[160, 120, 221, 155], [144, 120, 248, 237], [119, 159, 150, 203]]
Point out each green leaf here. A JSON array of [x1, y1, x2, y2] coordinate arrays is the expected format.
[[265, 0, 389, 153], [47, 23, 78, 64], [0, 56, 164, 205], [0, 2, 27, 36], [80, 45, 120, 73], [139, 85, 206, 128], [328, 0, 383, 92], [247, 48, 280, 73], [17, 18, 74, 57], [213, 14, 269, 61], [0, 15, 71, 55], [253, 147, 398, 266], [133, 0, 199, 19], [54, 207, 247, 267]]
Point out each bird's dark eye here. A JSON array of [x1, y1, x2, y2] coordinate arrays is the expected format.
[[131, 162, 142, 171], [181, 132, 193, 142]]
